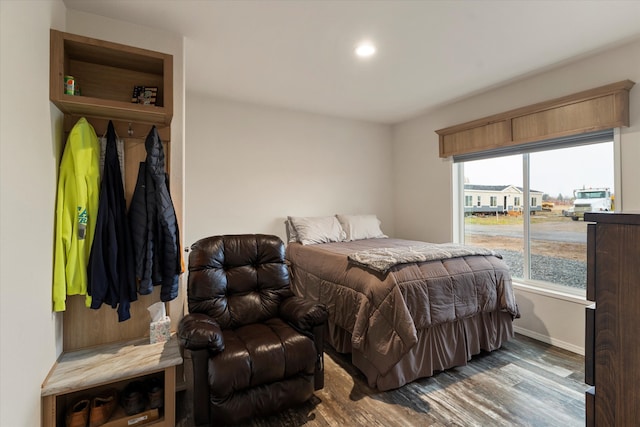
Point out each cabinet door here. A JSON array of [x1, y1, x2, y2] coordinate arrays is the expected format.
[[594, 222, 640, 425]]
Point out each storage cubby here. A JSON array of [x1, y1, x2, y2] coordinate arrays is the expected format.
[[54, 373, 166, 427], [43, 29, 181, 427], [42, 337, 181, 427], [50, 29, 173, 126]]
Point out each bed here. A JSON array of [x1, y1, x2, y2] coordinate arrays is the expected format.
[[284, 215, 520, 391]]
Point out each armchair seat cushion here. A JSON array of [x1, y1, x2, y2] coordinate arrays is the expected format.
[[210, 318, 316, 396]]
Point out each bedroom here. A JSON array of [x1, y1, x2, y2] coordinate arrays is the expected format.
[[1, 1, 639, 426]]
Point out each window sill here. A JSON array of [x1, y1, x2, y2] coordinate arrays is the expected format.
[[512, 281, 590, 305]]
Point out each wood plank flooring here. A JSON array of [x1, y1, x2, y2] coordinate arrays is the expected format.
[[177, 334, 586, 426]]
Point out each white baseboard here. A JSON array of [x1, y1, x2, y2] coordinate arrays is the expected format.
[[514, 326, 584, 356]]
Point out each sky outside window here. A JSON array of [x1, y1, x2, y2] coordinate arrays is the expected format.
[[464, 143, 613, 198]]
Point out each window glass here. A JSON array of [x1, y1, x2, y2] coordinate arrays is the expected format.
[[528, 143, 613, 289], [461, 141, 614, 293], [463, 155, 524, 280]]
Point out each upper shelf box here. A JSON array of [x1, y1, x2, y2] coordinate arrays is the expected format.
[[50, 29, 173, 126]]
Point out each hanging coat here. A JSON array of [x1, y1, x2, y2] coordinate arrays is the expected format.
[[53, 117, 101, 311], [129, 126, 182, 301], [87, 121, 137, 322]]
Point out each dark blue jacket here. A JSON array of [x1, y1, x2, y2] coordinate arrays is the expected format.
[[88, 121, 137, 321], [129, 126, 182, 302]]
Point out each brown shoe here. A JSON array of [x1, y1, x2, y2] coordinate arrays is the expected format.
[[89, 389, 118, 427], [66, 398, 90, 427], [146, 377, 164, 409], [121, 381, 146, 415]]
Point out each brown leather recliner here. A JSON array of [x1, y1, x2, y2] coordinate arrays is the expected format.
[[178, 234, 328, 426]]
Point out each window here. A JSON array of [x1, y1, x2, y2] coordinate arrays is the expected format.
[[465, 195, 473, 207], [457, 131, 615, 294], [477, 196, 481, 207], [490, 196, 497, 207]]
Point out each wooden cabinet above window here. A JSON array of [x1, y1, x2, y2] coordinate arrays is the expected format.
[[436, 80, 634, 158]]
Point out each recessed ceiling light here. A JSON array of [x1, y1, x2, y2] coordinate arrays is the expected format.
[[355, 42, 376, 58]]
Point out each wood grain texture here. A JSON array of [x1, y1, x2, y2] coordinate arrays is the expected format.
[[592, 220, 640, 426], [177, 334, 586, 427], [50, 29, 173, 126], [435, 80, 634, 158], [53, 28, 175, 352]]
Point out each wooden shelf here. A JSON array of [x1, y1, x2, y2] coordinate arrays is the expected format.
[[54, 94, 170, 125], [50, 29, 173, 127]]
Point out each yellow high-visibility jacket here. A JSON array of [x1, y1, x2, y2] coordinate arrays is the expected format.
[[53, 117, 100, 311]]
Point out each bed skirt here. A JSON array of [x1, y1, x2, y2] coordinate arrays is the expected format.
[[326, 310, 514, 391]]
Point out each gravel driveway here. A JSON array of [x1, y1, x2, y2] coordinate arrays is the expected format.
[[500, 249, 587, 290]]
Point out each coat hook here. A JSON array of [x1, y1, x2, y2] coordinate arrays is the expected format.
[[128, 122, 133, 136]]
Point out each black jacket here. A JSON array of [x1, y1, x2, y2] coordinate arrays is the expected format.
[[88, 121, 137, 321], [129, 126, 182, 301]]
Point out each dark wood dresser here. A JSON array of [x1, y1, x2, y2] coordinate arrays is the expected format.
[[584, 211, 640, 426]]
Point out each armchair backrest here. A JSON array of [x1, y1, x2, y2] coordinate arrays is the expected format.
[[186, 234, 292, 329]]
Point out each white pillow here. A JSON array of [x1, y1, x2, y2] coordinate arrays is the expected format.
[[288, 216, 346, 245], [336, 214, 388, 241]]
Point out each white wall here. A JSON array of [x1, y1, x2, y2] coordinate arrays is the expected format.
[[184, 93, 394, 246], [393, 38, 640, 353], [0, 1, 66, 425], [0, 4, 185, 425]]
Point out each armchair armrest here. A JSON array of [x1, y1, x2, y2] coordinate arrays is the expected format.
[[178, 313, 225, 353], [279, 296, 328, 332]]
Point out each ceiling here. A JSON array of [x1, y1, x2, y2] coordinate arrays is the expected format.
[[63, 0, 640, 124]]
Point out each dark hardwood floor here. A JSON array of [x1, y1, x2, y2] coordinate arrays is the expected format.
[[177, 333, 586, 426]]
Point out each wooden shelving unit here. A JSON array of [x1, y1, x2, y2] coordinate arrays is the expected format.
[[50, 29, 173, 126], [43, 29, 180, 427]]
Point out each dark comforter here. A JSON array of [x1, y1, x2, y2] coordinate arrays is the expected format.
[[286, 238, 519, 377]]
